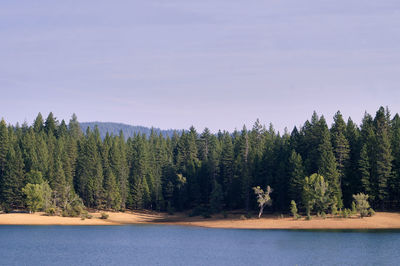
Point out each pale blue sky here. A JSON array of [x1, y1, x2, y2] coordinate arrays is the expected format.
[[1, 0, 400, 132]]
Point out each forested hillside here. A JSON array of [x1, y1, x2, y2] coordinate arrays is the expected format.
[[80, 122, 180, 139], [0, 107, 399, 216]]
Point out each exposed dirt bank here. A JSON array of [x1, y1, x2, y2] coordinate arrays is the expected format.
[[1, 211, 400, 229]]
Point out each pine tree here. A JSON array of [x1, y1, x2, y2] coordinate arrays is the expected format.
[[44, 112, 57, 136], [390, 114, 400, 208], [68, 113, 83, 139], [75, 129, 104, 208], [0, 119, 9, 179], [238, 125, 251, 212], [374, 107, 393, 209], [359, 144, 371, 196], [1, 143, 25, 210], [331, 111, 350, 206], [317, 116, 342, 209], [345, 117, 361, 202], [288, 150, 305, 205], [33, 113, 44, 133], [331, 111, 350, 182], [220, 132, 235, 209]]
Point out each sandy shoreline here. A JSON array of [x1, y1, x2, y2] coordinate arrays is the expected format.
[[1, 211, 400, 229]]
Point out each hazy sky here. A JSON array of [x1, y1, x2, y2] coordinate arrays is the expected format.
[[1, 0, 400, 132]]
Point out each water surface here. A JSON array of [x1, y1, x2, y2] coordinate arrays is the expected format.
[[0, 225, 399, 265]]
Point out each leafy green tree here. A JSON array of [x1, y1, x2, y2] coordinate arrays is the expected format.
[[302, 174, 332, 216], [22, 183, 43, 213], [353, 193, 372, 218]]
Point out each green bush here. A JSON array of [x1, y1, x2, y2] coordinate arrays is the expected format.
[[351, 202, 357, 215], [100, 212, 109, 219], [368, 208, 375, 217], [321, 212, 327, 219], [306, 215, 312, 220], [341, 208, 351, 218], [80, 210, 93, 220], [331, 203, 337, 216], [290, 200, 298, 219], [45, 208, 56, 216]]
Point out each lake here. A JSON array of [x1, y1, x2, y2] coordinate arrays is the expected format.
[[0, 225, 399, 265]]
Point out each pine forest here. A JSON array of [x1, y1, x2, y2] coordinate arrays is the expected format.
[[1, 106, 399, 217]]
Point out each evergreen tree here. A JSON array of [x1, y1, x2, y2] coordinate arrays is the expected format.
[[359, 144, 371, 196], [0, 119, 9, 179], [33, 113, 44, 133], [1, 143, 25, 210], [374, 107, 393, 209], [288, 150, 305, 205], [44, 112, 57, 136], [317, 117, 342, 209]]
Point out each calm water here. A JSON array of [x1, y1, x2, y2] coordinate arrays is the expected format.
[[0, 225, 399, 266]]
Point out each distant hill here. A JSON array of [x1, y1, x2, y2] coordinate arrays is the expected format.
[[80, 122, 181, 139]]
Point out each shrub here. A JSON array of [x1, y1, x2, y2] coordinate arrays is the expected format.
[[100, 212, 109, 219], [306, 215, 312, 220], [342, 208, 351, 218], [290, 200, 298, 219], [80, 210, 93, 220], [368, 208, 375, 217], [351, 202, 357, 215], [45, 208, 56, 216], [353, 193, 371, 218], [331, 203, 337, 216], [321, 212, 327, 219], [240, 215, 247, 220]]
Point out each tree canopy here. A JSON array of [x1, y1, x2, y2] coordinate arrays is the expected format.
[[0, 107, 399, 215]]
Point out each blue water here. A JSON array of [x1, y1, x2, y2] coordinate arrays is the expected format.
[[0, 225, 399, 266]]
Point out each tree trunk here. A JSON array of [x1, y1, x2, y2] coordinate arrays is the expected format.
[[258, 205, 265, 218]]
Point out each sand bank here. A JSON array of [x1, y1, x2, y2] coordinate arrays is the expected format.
[[1, 211, 400, 229]]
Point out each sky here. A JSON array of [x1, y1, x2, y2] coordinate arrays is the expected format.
[[1, 0, 400, 132]]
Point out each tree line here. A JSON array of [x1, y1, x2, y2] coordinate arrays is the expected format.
[[0, 107, 399, 216]]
